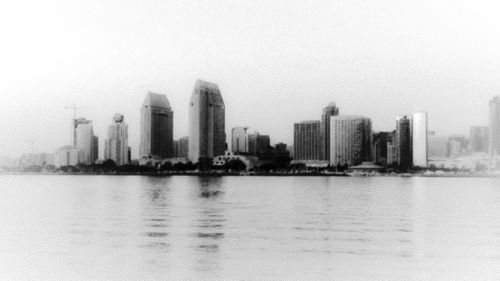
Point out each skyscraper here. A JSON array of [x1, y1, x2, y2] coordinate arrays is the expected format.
[[395, 116, 412, 170], [329, 115, 372, 166], [321, 102, 339, 161], [294, 121, 321, 160], [188, 80, 225, 165], [140, 92, 174, 159], [470, 126, 489, 153], [372, 132, 390, 166], [74, 118, 98, 164], [489, 96, 500, 155], [412, 111, 428, 168], [231, 126, 249, 154], [104, 113, 129, 166]]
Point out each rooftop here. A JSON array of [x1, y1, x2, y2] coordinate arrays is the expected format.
[[142, 92, 172, 109]]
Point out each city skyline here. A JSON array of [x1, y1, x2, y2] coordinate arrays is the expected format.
[[2, 0, 500, 158]]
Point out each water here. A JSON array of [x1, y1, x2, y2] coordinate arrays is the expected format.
[[0, 175, 500, 280]]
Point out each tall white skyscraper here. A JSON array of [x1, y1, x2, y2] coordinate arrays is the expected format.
[[74, 118, 98, 164], [188, 80, 225, 166], [412, 111, 428, 168], [104, 113, 129, 166]]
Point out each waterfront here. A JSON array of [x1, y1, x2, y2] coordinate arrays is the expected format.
[[1, 176, 500, 280]]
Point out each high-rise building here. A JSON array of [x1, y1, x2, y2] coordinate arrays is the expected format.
[[320, 102, 340, 161], [447, 135, 468, 158], [179, 136, 189, 158], [387, 131, 397, 165], [372, 132, 390, 166], [231, 127, 249, 154], [395, 116, 412, 170], [74, 118, 98, 164], [470, 126, 489, 153], [140, 92, 174, 159], [412, 111, 428, 168], [188, 80, 225, 165], [294, 121, 321, 160], [489, 96, 500, 155], [104, 113, 129, 166], [329, 115, 372, 166]]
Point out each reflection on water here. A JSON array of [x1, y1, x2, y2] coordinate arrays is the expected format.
[[0, 175, 500, 280]]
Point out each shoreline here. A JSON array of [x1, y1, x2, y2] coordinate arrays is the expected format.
[[1, 171, 499, 178]]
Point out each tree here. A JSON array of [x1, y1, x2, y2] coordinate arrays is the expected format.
[[225, 158, 247, 171]]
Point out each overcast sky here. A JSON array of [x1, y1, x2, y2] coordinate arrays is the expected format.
[[1, 0, 499, 158]]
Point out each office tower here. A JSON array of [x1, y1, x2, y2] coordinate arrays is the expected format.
[[232, 127, 249, 154], [395, 116, 412, 170], [104, 113, 129, 166], [188, 79, 225, 165], [320, 102, 340, 161], [74, 118, 98, 164], [173, 140, 180, 157], [256, 134, 270, 156], [412, 111, 428, 168], [179, 136, 189, 158], [490, 96, 500, 155], [470, 126, 489, 153], [428, 131, 448, 158], [329, 115, 372, 166], [140, 92, 174, 159], [372, 132, 390, 166], [294, 121, 321, 161], [386, 131, 397, 165]]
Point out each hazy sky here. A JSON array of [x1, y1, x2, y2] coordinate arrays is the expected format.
[[1, 0, 499, 158]]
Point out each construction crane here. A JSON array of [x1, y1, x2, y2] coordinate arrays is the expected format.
[[64, 105, 86, 146], [64, 105, 85, 120]]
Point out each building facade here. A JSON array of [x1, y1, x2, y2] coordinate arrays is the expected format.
[[329, 115, 372, 166], [231, 126, 249, 154], [55, 145, 79, 167], [294, 121, 321, 161], [188, 80, 226, 165], [395, 116, 412, 170], [320, 102, 340, 161], [489, 96, 500, 155], [412, 111, 428, 168], [104, 113, 129, 166], [140, 92, 174, 159], [470, 126, 489, 153], [372, 132, 390, 166], [179, 136, 189, 158], [74, 118, 98, 164]]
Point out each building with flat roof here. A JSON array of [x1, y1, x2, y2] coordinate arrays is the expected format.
[[330, 115, 372, 166], [294, 121, 321, 161]]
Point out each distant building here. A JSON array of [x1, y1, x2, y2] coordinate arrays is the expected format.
[[320, 102, 339, 161], [330, 115, 372, 166], [448, 135, 468, 158], [55, 145, 79, 167], [188, 79, 225, 166], [104, 113, 129, 166], [231, 127, 249, 154], [212, 151, 258, 170], [428, 131, 448, 158], [19, 153, 55, 170], [372, 132, 390, 166], [173, 140, 180, 158], [470, 126, 489, 153], [489, 96, 500, 155], [74, 118, 98, 164], [179, 136, 189, 158], [294, 121, 321, 161], [395, 116, 412, 170], [412, 111, 428, 168], [140, 92, 174, 159]]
